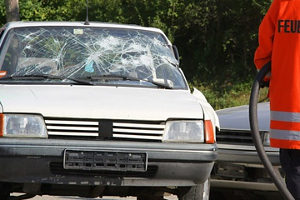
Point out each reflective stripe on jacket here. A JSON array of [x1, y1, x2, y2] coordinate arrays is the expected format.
[[254, 0, 300, 149]]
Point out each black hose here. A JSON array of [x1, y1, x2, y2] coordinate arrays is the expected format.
[[249, 62, 295, 200]]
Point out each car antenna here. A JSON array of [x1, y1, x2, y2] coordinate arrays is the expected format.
[[84, 0, 90, 25]]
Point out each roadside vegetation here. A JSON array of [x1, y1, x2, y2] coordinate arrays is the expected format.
[[190, 80, 269, 110], [1, 0, 272, 110]]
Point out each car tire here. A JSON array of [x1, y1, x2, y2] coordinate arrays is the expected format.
[[0, 183, 10, 200], [177, 179, 210, 200], [0, 194, 9, 200]]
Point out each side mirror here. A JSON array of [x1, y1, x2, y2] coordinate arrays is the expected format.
[[172, 45, 180, 65]]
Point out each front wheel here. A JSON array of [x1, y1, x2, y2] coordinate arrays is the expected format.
[[0, 193, 9, 200], [177, 179, 210, 200], [0, 183, 10, 200]]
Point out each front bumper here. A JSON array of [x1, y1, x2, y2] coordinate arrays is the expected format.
[[216, 143, 279, 164], [0, 138, 217, 187], [211, 179, 277, 191], [211, 143, 280, 191]]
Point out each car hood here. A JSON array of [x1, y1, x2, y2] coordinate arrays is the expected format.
[[0, 85, 203, 120], [216, 102, 270, 131]]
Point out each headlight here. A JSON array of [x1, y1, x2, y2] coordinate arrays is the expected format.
[[163, 120, 205, 143], [263, 132, 270, 146], [0, 114, 47, 138]]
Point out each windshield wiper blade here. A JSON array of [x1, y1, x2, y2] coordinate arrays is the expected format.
[[0, 74, 46, 80], [85, 75, 173, 89], [0, 74, 93, 85], [85, 74, 140, 81], [1, 74, 173, 88]]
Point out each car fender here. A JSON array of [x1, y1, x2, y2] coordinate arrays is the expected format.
[[192, 87, 220, 134]]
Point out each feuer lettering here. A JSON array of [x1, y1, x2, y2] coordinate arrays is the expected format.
[[278, 20, 300, 33], [284, 20, 290, 33]]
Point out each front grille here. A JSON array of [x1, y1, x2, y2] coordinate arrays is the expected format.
[[45, 118, 165, 141], [217, 130, 255, 144], [113, 122, 164, 140], [45, 119, 99, 136]]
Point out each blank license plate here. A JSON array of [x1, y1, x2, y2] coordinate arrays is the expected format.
[[63, 149, 148, 172]]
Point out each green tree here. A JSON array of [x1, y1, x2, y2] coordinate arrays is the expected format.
[[5, 0, 19, 22], [0, 0, 273, 108]]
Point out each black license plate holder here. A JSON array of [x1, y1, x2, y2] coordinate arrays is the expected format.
[[63, 149, 148, 172]]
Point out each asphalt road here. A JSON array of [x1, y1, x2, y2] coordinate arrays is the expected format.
[[12, 190, 284, 200], [13, 194, 178, 200], [13, 189, 283, 200], [13, 190, 283, 200], [30, 196, 138, 200]]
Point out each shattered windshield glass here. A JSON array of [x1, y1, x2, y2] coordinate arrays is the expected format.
[[0, 26, 186, 89]]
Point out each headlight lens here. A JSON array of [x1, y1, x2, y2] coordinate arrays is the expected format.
[[1, 114, 47, 138], [263, 132, 270, 146], [163, 120, 204, 143]]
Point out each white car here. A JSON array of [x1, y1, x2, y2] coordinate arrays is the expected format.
[[211, 102, 281, 198], [0, 22, 219, 200]]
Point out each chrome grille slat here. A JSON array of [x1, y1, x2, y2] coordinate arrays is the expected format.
[[45, 120, 98, 125], [47, 125, 99, 131], [48, 131, 99, 136], [113, 128, 164, 135], [113, 123, 165, 129], [113, 134, 163, 140], [45, 118, 165, 141]]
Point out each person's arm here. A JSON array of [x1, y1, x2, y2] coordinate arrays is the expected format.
[[254, 0, 280, 70]]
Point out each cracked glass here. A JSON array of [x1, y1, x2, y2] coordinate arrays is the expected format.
[[0, 26, 186, 89]]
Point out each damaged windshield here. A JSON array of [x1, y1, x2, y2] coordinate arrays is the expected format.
[[0, 26, 186, 89]]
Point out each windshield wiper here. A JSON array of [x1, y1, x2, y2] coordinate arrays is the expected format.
[[84, 75, 173, 89], [85, 74, 140, 82], [0, 74, 93, 85], [143, 78, 173, 89]]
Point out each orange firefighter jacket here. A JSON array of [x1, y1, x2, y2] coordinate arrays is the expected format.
[[254, 0, 300, 149]]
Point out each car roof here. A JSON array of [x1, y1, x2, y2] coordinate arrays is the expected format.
[[3, 21, 170, 42], [4, 21, 164, 34], [0, 21, 172, 47]]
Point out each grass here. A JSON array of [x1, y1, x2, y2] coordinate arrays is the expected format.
[[189, 79, 269, 110]]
